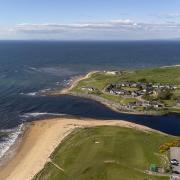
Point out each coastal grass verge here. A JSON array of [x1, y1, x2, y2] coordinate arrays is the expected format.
[[34, 126, 176, 180], [69, 67, 180, 114], [71, 67, 180, 92]]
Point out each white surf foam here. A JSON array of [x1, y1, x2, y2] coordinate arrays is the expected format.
[[161, 64, 180, 68], [39, 88, 51, 93], [26, 92, 38, 96], [0, 123, 24, 159], [56, 78, 73, 87], [0, 112, 67, 160], [20, 112, 67, 118], [20, 91, 38, 96], [20, 88, 52, 96]]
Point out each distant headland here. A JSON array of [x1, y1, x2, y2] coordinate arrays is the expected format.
[[48, 66, 180, 116]]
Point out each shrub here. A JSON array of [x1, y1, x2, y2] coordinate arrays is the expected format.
[[159, 139, 180, 153]]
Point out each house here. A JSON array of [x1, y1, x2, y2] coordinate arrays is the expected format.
[[148, 101, 164, 108], [173, 86, 178, 90], [106, 84, 115, 92], [81, 87, 96, 92], [109, 90, 115, 94], [152, 103, 163, 108], [127, 102, 136, 109], [142, 102, 150, 107], [105, 71, 118, 75], [131, 91, 138, 97], [153, 84, 159, 88], [131, 83, 138, 87], [176, 99, 180, 107], [125, 91, 131, 96], [114, 90, 125, 95], [136, 101, 143, 106], [138, 90, 145, 95]]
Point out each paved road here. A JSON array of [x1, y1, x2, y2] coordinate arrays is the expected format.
[[170, 147, 180, 175]]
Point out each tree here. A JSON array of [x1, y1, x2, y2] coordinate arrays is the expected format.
[[157, 89, 172, 100], [138, 78, 147, 83]]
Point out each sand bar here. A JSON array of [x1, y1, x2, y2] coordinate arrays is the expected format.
[[0, 117, 166, 180]]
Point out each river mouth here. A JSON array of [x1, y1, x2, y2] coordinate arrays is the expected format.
[[5, 94, 180, 136], [0, 40, 180, 168], [0, 94, 179, 166]]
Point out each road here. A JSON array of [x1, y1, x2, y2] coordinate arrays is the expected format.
[[170, 147, 180, 176]]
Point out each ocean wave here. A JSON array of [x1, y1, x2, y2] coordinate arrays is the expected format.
[[39, 88, 51, 93], [20, 112, 67, 118], [55, 79, 72, 87], [39, 66, 77, 77], [0, 112, 67, 160], [20, 88, 52, 96], [0, 123, 24, 160], [20, 91, 38, 96], [26, 92, 38, 96], [161, 64, 180, 68], [19, 77, 73, 97]]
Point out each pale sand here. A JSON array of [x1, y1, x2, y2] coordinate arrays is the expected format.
[[0, 117, 164, 180], [56, 71, 98, 94]]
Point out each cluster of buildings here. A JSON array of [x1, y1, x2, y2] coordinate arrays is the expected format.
[[126, 100, 164, 109], [81, 81, 178, 111], [104, 81, 178, 110], [105, 81, 177, 98]]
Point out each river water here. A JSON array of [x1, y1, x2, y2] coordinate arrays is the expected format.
[[0, 40, 180, 159]]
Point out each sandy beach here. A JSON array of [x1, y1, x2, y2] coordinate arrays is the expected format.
[[0, 117, 162, 180], [52, 70, 99, 95]]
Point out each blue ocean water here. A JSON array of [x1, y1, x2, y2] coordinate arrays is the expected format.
[[0, 40, 180, 159]]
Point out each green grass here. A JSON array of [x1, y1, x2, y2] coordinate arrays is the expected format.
[[99, 93, 123, 103], [72, 72, 121, 92], [121, 67, 180, 85], [70, 67, 180, 113], [121, 97, 137, 105], [163, 99, 176, 107], [174, 88, 180, 96], [72, 67, 180, 93], [34, 126, 176, 180]]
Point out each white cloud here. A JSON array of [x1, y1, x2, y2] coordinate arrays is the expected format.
[[14, 19, 138, 33], [3, 19, 180, 40], [13, 19, 180, 33]]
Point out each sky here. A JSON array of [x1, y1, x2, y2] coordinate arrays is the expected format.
[[0, 0, 180, 40]]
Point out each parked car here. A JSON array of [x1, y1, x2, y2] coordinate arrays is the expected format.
[[171, 159, 179, 164], [172, 171, 180, 174], [171, 159, 179, 163]]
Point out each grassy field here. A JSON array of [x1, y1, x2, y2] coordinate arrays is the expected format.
[[70, 67, 180, 113], [72, 67, 180, 93], [34, 126, 176, 180]]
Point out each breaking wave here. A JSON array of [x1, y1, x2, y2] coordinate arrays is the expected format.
[[0, 124, 24, 160], [20, 112, 67, 118]]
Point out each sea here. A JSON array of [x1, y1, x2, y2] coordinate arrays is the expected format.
[[0, 40, 180, 160]]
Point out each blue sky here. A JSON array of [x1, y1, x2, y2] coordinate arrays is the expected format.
[[0, 0, 180, 40]]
